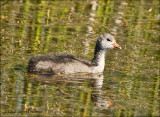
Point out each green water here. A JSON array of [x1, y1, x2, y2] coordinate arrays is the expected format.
[[1, 0, 159, 116]]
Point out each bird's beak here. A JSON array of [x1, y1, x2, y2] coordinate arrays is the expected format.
[[113, 41, 121, 49]]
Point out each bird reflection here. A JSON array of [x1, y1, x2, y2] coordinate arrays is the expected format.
[[27, 73, 112, 110]]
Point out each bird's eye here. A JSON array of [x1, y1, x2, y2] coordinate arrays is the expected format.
[[107, 38, 111, 41]]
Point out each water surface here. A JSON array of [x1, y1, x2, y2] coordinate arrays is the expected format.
[[1, 0, 159, 116]]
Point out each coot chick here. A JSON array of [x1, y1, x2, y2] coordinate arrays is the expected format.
[[28, 33, 121, 74]]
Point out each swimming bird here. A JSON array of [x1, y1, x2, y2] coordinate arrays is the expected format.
[[28, 33, 121, 74]]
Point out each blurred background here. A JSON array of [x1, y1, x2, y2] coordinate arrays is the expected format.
[[1, 0, 159, 116]]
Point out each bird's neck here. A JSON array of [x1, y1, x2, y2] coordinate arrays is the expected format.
[[92, 49, 107, 69]]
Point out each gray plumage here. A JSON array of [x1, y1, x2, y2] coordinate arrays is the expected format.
[[28, 33, 121, 74]]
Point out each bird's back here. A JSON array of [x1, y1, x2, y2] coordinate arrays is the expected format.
[[28, 54, 92, 74]]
